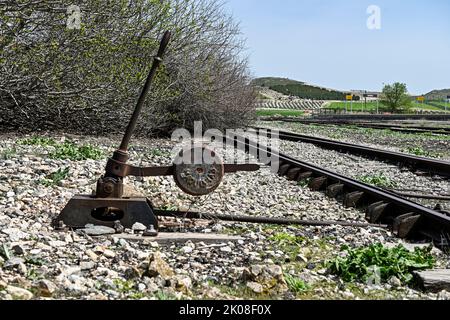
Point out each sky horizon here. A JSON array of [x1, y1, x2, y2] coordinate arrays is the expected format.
[[224, 0, 450, 95]]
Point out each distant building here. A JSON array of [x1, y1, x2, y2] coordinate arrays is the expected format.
[[350, 90, 381, 101]]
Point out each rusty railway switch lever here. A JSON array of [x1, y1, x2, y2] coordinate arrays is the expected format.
[[53, 31, 260, 235]]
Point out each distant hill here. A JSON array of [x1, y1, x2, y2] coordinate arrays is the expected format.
[[425, 89, 450, 100], [251, 77, 305, 87], [251, 77, 348, 101]]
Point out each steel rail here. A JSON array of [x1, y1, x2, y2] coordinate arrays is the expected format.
[[392, 192, 450, 201], [254, 127, 450, 177]]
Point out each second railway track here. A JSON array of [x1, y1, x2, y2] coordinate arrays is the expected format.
[[263, 117, 450, 135], [253, 127, 450, 177]]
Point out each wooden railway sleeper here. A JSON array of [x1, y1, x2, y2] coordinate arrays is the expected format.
[[366, 201, 390, 223], [393, 213, 421, 238], [326, 183, 345, 198], [343, 191, 364, 208], [309, 176, 328, 191]]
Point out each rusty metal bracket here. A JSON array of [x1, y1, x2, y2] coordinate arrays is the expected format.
[[53, 196, 158, 230]]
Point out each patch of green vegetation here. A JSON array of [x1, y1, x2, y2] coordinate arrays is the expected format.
[[297, 178, 311, 188], [284, 274, 310, 293], [18, 135, 104, 160], [153, 290, 178, 300], [357, 174, 397, 189], [269, 232, 305, 246], [411, 103, 448, 112], [158, 203, 178, 211], [128, 292, 146, 300], [328, 101, 448, 113], [222, 226, 247, 236], [328, 102, 384, 113], [328, 243, 435, 285], [268, 232, 307, 263], [39, 167, 70, 187], [404, 146, 431, 157], [26, 268, 44, 281], [25, 256, 45, 266], [19, 136, 57, 147], [49, 142, 103, 161], [0, 244, 11, 260], [262, 81, 345, 100], [113, 279, 135, 293], [427, 101, 450, 110], [1, 147, 17, 160], [149, 148, 171, 157], [112, 279, 149, 300], [256, 109, 305, 117]]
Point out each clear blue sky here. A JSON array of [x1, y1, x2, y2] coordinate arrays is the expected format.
[[224, 0, 450, 95]]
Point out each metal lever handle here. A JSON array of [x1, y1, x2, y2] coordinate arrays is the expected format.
[[118, 31, 172, 153], [156, 31, 171, 59]]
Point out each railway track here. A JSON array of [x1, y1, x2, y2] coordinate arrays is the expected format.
[[262, 118, 450, 135], [308, 114, 450, 121], [254, 127, 450, 177], [223, 132, 450, 246]]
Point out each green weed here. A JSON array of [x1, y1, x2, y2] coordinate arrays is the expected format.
[[0, 147, 16, 160], [328, 243, 435, 284], [297, 178, 311, 188], [357, 174, 397, 189], [153, 290, 178, 300], [0, 244, 11, 260], [49, 142, 103, 161], [40, 167, 70, 187], [256, 109, 305, 117], [149, 148, 171, 157], [284, 274, 310, 293], [405, 146, 431, 157], [113, 279, 134, 293], [269, 232, 305, 246], [19, 136, 57, 147]]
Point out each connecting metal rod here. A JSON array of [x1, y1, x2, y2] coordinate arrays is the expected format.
[[154, 210, 388, 229]]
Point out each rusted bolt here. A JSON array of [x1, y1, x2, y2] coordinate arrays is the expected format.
[[103, 182, 114, 194]]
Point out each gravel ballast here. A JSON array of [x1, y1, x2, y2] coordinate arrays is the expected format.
[[0, 133, 449, 300]]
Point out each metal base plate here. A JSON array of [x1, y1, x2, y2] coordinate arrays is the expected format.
[[53, 195, 158, 230]]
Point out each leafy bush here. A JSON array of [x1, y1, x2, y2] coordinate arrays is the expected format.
[[0, 0, 255, 136], [328, 243, 435, 284]]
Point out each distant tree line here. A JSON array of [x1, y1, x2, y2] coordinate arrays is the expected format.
[[0, 0, 255, 136], [269, 84, 348, 100]]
